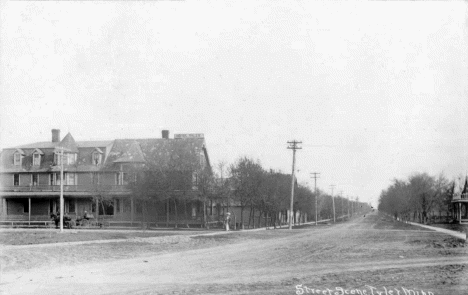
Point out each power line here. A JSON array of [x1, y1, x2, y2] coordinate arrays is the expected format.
[[287, 140, 302, 230]]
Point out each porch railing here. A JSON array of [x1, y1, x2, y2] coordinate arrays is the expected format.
[[1, 185, 130, 193]]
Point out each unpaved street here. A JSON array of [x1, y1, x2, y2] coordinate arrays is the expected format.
[[1, 211, 467, 295]]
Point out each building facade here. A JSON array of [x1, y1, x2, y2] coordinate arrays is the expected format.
[[452, 177, 468, 224], [0, 129, 211, 225]]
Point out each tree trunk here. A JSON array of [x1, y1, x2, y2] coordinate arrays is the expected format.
[[184, 199, 189, 228], [257, 210, 262, 228], [166, 198, 169, 227], [174, 198, 178, 228], [203, 199, 206, 228], [240, 205, 244, 229]]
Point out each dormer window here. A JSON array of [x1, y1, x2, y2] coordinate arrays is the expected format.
[[92, 148, 103, 165], [54, 152, 77, 166], [32, 149, 44, 166], [13, 149, 24, 166], [14, 153, 22, 166]]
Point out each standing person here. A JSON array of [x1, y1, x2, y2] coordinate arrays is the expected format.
[[225, 212, 231, 231]]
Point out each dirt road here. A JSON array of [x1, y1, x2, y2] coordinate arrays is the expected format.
[[1, 211, 467, 295]]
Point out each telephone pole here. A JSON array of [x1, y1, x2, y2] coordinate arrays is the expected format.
[[329, 184, 336, 223], [340, 191, 344, 221], [310, 172, 320, 226], [287, 140, 302, 230], [347, 196, 350, 217]]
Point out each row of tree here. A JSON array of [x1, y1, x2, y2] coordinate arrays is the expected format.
[[93, 155, 370, 227], [378, 172, 461, 223], [221, 157, 369, 227]]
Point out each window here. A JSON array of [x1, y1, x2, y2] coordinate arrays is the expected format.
[[116, 172, 127, 185], [32, 174, 38, 186], [14, 174, 19, 186], [136, 201, 142, 213], [50, 173, 63, 185], [54, 153, 77, 165], [33, 153, 41, 166], [115, 199, 121, 213], [92, 172, 100, 185], [64, 173, 76, 185], [14, 153, 22, 166], [192, 172, 198, 189], [67, 153, 77, 165], [54, 153, 62, 166], [23, 199, 29, 213], [92, 152, 102, 165], [66, 200, 76, 213], [200, 153, 205, 167]]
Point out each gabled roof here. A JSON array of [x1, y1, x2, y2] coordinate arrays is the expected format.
[[105, 138, 206, 170], [461, 177, 468, 198], [93, 147, 103, 154], [57, 133, 79, 153], [10, 140, 112, 149], [14, 148, 25, 155], [32, 148, 44, 155], [114, 141, 145, 163]]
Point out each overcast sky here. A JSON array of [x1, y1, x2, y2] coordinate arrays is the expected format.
[[1, 0, 467, 206]]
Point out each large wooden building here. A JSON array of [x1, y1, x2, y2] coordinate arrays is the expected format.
[[0, 129, 211, 226]]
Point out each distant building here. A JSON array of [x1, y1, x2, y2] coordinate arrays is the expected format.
[[452, 177, 468, 224], [0, 129, 211, 225]]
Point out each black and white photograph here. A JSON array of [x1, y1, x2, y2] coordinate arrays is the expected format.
[[0, 0, 467, 294]]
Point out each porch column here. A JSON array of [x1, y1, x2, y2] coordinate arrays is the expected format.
[[96, 198, 99, 222], [1, 197, 6, 216], [459, 203, 462, 224], [28, 198, 31, 225], [113, 199, 117, 215]]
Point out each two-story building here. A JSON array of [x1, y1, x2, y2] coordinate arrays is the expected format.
[[0, 129, 211, 226]]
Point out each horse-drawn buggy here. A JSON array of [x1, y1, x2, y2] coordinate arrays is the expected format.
[[50, 211, 97, 229]]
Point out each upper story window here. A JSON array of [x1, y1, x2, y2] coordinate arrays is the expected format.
[[54, 152, 77, 166], [33, 153, 41, 166], [92, 151, 102, 165], [92, 172, 100, 185], [13, 149, 25, 166], [32, 149, 44, 166], [14, 174, 19, 186], [32, 174, 39, 186], [200, 152, 206, 167], [49, 172, 76, 185], [192, 172, 198, 190], [14, 153, 22, 166], [116, 172, 128, 185]]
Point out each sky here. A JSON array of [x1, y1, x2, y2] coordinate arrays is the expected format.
[[1, 0, 467, 207]]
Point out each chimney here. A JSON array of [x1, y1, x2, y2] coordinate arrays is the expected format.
[[162, 130, 169, 139], [52, 129, 61, 143]]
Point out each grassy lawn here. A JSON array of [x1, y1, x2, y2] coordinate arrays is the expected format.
[[0, 230, 185, 245], [425, 223, 468, 233]]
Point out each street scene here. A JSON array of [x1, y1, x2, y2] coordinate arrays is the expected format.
[[0, 211, 467, 294], [1, 0, 468, 294]]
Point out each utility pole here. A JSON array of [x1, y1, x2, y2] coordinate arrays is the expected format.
[[55, 146, 68, 233], [310, 172, 320, 226], [287, 140, 302, 230], [340, 191, 344, 220], [347, 196, 350, 217], [329, 184, 336, 223]]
